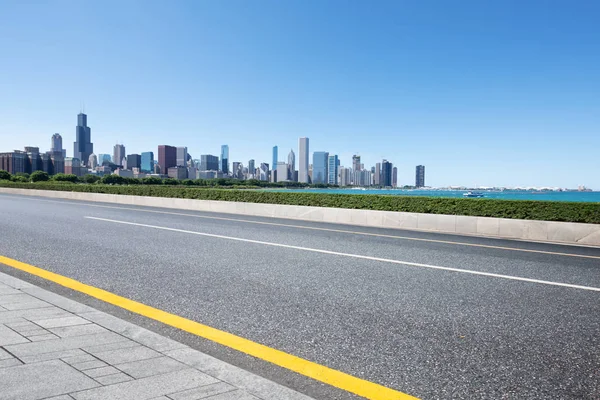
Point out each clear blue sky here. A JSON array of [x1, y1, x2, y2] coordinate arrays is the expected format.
[[1, 0, 598, 188]]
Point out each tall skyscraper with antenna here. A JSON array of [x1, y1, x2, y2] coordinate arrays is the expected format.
[[73, 112, 93, 166]]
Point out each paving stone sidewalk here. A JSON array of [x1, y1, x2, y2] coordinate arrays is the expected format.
[[0, 271, 313, 400]]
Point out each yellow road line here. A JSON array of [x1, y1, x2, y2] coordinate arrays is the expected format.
[[3, 193, 600, 259], [0, 254, 418, 400]]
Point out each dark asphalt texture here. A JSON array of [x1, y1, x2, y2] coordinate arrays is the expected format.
[[1, 193, 599, 399]]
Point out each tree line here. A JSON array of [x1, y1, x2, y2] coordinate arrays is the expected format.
[[0, 170, 339, 189]]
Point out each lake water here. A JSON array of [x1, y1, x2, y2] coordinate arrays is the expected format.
[[262, 188, 600, 203]]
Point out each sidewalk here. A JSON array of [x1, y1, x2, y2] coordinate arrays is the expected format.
[[0, 271, 313, 400]]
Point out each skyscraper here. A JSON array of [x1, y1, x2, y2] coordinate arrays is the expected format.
[[113, 144, 125, 167], [339, 167, 351, 186], [98, 154, 111, 164], [232, 162, 243, 180], [352, 155, 361, 172], [248, 159, 255, 178], [298, 137, 309, 183], [375, 163, 381, 186], [176, 147, 188, 166], [416, 165, 425, 188], [328, 155, 338, 185], [200, 155, 219, 171], [276, 162, 288, 182], [392, 167, 398, 188], [24, 147, 41, 174], [272, 146, 278, 181], [220, 145, 229, 174], [381, 160, 392, 187], [361, 170, 372, 187], [127, 154, 141, 170], [158, 145, 177, 175], [312, 151, 329, 184], [141, 152, 154, 173], [88, 154, 98, 169], [73, 113, 93, 166], [51, 133, 65, 157], [259, 163, 269, 181], [287, 149, 295, 181]]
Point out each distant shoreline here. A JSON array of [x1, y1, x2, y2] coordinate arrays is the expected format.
[[260, 188, 600, 203]]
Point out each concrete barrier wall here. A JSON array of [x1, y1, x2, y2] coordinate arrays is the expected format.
[[2, 187, 600, 247]]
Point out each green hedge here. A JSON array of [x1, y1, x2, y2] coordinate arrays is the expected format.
[[1, 181, 599, 224]]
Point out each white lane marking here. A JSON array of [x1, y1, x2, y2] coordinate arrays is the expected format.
[[84, 216, 600, 292], [2, 193, 600, 258]]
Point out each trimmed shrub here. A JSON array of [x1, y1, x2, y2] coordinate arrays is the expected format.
[[52, 173, 78, 183], [0, 181, 599, 224], [30, 171, 50, 182], [83, 174, 100, 184]]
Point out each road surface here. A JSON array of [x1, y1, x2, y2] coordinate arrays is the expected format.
[[0, 193, 599, 399]]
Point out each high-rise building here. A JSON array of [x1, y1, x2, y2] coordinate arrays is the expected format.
[[43, 150, 64, 175], [168, 166, 187, 180], [353, 169, 361, 186], [287, 149, 295, 181], [51, 134, 65, 157], [141, 152, 154, 173], [24, 147, 41, 174], [272, 146, 278, 181], [127, 154, 141, 170], [276, 162, 288, 182], [98, 154, 111, 164], [259, 163, 269, 181], [375, 163, 381, 186], [248, 159, 255, 179], [158, 145, 177, 175], [64, 157, 84, 177], [176, 147, 188, 167], [339, 167, 351, 186], [328, 155, 338, 185], [352, 155, 361, 172], [88, 154, 98, 169], [416, 165, 425, 188], [361, 170, 371, 187], [312, 151, 329, 184], [73, 113, 93, 166], [0, 151, 26, 174], [199, 155, 219, 171], [298, 137, 309, 183], [220, 145, 229, 174], [392, 167, 398, 188], [113, 144, 125, 167], [381, 160, 392, 187], [232, 162, 243, 180]]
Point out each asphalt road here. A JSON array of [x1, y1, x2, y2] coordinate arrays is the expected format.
[[0, 193, 599, 399]]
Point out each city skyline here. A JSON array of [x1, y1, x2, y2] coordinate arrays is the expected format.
[[4, 110, 600, 189], [0, 110, 408, 186], [1, 2, 598, 188]]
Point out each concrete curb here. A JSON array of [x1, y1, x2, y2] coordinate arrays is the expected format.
[[1, 187, 600, 247]]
